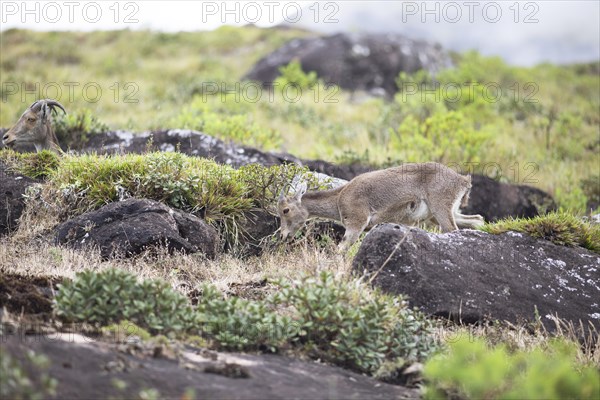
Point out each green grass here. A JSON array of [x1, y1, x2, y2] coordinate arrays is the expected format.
[[482, 211, 600, 253], [0, 27, 314, 130]]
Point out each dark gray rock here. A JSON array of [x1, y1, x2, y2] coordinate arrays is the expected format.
[[2, 334, 417, 400], [303, 159, 373, 181], [54, 198, 219, 259], [352, 224, 600, 330], [0, 162, 38, 236], [82, 129, 289, 168], [244, 32, 451, 97], [235, 209, 279, 257], [463, 174, 557, 222]]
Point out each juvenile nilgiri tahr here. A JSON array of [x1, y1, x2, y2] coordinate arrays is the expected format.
[[277, 162, 485, 251], [2, 99, 67, 153]]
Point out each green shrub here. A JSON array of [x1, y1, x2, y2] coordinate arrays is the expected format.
[[54, 269, 438, 378], [482, 211, 600, 253], [424, 338, 600, 399], [54, 269, 195, 334], [275, 271, 439, 373], [0, 348, 58, 400], [275, 60, 319, 90], [391, 110, 491, 163], [194, 284, 292, 352]]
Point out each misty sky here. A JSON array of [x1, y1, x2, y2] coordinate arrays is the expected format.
[[1, 1, 598, 66]]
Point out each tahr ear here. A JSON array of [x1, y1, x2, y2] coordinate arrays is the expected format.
[[294, 182, 307, 201]]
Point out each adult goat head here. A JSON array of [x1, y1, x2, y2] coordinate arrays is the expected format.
[[2, 99, 66, 153]]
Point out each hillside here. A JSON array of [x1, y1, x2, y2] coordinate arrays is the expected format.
[[1, 27, 598, 211]]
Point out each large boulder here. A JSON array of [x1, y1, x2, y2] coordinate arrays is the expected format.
[[0, 161, 38, 236], [352, 224, 600, 330], [463, 174, 557, 221], [1, 334, 417, 400], [244, 32, 451, 97], [54, 198, 219, 259]]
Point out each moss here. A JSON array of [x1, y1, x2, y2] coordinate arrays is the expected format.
[[481, 211, 600, 253], [0, 149, 60, 179]]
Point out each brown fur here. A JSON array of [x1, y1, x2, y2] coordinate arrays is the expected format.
[[2, 99, 66, 153], [278, 162, 484, 251]]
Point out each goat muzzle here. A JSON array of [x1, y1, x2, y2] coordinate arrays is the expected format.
[[2, 132, 15, 147]]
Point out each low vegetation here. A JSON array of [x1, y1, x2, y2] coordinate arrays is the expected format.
[[54, 268, 438, 375], [482, 211, 600, 253], [424, 337, 600, 399]]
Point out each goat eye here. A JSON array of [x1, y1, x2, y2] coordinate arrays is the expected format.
[[27, 117, 35, 122], [283, 208, 290, 214]]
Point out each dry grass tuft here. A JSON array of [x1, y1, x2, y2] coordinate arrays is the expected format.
[[434, 318, 600, 368], [0, 234, 352, 299]]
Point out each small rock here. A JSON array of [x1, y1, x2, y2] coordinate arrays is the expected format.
[[54, 198, 219, 259]]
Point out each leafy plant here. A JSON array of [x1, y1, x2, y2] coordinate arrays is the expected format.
[[275, 60, 319, 90], [53, 269, 438, 378], [275, 271, 439, 373], [391, 110, 491, 163], [424, 337, 600, 399], [54, 268, 195, 334], [194, 284, 292, 352]]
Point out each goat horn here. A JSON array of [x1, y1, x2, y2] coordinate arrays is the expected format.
[[29, 100, 42, 111], [43, 99, 67, 115], [29, 99, 66, 115]]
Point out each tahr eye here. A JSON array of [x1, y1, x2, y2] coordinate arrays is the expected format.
[[27, 117, 35, 122], [283, 208, 290, 214]]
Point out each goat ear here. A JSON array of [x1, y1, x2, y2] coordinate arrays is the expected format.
[[294, 182, 307, 201]]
